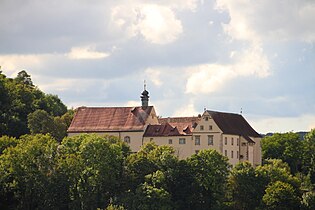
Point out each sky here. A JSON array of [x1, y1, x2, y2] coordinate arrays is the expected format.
[[1, 0, 315, 134]]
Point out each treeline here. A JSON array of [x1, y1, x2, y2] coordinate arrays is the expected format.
[[0, 132, 315, 210], [0, 70, 73, 140]]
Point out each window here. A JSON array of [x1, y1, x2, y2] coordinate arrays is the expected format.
[[231, 151, 234, 158], [179, 138, 186, 144], [237, 151, 239, 159], [225, 150, 227, 156], [195, 136, 200, 145], [205, 117, 208, 121], [195, 150, 200, 154], [209, 125, 213, 130], [231, 137, 234, 145], [168, 139, 173, 144], [242, 142, 247, 146], [124, 136, 130, 144], [208, 135, 214, 145], [237, 138, 239, 146], [225, 137, 227, 145], [150, 138, 153, 141], [200, 125, 204, 130]]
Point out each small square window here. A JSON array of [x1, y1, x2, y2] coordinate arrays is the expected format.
[[200, 125, 204, 130], [208, 135, 213, 145], [195, 136, 200, 145], [150, 138, 153, 141], [124, 136, 130, 144], [205, 117, 209, 121], [168, 139, 173, 144], [179, 138, 186, 144], [209, 125, 213, 130]]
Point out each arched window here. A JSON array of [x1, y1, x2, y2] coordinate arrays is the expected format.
[[124, 136, 130, 144]]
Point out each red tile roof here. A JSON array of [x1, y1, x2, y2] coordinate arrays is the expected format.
[[158, 117, 199, 135], [68, 106, 154, 132], [144, 123, 184, 137]]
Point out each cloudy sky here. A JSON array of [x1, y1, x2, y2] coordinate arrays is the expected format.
[[1, 0, 315, 133]]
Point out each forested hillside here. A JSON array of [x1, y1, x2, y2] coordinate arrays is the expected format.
[[0, 70, 73, 140]]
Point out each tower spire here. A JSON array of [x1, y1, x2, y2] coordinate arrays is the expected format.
[[141, 81, 149, 108]]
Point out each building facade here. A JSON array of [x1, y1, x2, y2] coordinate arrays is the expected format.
[[68, 89, 261, 166]]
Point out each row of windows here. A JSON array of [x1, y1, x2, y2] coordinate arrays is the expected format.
[[194, 135, 214, 145], [199, 125, 213, 131], [224, 150, 239, 159], [224, 137, 239, 146]]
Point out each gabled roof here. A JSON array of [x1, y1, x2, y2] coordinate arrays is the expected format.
[[144, 123, 184, 137], [68, 106, 154, 132], [206, 110, 261, 138], [158, 117, 199, 135]]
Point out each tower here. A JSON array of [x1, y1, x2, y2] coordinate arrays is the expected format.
[[141, 81, 149, 107]]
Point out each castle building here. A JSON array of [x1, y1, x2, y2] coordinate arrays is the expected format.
[[68, 89, 261, 166]]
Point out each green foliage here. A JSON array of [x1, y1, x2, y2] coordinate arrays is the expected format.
[[228, 161, 264, 210], [0, 134, 59, 209], [301, 191, 315, 210], [27, 109, 74, 141], [57, 134, 127, 209], [302, 129, 315, 183], [262, 181, 301, 210], [0, 70, 68, 137], [187, 149, 231, 209], [0, 135, 18, 155], [262, 132, 303, 173], [105, 204, 126, 210]]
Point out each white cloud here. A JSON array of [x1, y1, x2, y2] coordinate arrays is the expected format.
[[145, 68, 162, 86], [186, 44, 270, 94], [67, 46, 110, 60], [250, 114, 315, 133], [110, 3, 183, 44], [216, 0, 315, 43], [0, 54, 44, 77], [173, 101, 199, 117]]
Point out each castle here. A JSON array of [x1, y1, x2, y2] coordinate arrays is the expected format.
[[68, 88, 261, 166]]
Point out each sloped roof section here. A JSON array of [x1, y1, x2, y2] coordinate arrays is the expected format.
[[144, 123, 183, 137], [158, 117, 199, 135], [68, 106, 153, 132], [207, 110, 261, 138]]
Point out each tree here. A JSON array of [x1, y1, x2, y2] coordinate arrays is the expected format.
[[27, 110, 54, 135], [187, 149, 230, 210], [132, 171, 173, 210], [0, 134, 59, 209], [56, 134, 127, 209], [262, 181, 301, 210], [261, 132, 303, 173], [0, 135, 18, 155], [14, 70, 33, 86], [303, 129, 315, 183], [228, 161, 264, 210], [301, 191, 315, 210], [27, 109, 74, 142], [0, 70, 68, 137]]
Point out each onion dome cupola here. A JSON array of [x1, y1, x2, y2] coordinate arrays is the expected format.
[[141, 82, 149, 107]]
